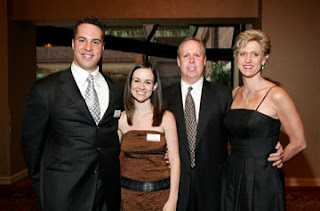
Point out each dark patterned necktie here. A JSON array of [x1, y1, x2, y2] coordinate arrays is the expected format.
[[85, 74, 100, 125], [184, 87, 197, 168]]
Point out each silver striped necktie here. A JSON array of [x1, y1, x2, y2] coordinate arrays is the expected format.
[[85, 74, 101, 124]]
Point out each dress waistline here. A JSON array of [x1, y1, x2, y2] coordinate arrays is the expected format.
[[120, 176, 170, 192]]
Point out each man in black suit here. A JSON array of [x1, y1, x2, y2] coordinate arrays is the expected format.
[[163, 37, 283, 210], [21, 17, 123, 210]]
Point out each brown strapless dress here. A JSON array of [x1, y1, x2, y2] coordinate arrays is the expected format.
[[120, 130, 170, 211]]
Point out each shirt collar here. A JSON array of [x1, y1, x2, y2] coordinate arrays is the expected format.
[[71, 62, 100, 86], [181, 77, 204, 93]]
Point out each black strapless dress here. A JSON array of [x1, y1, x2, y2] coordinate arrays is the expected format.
[[221, 109, 286, 211]]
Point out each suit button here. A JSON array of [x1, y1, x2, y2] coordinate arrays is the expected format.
[[97, 147, 101, 151], [94, 170, 97, 174]]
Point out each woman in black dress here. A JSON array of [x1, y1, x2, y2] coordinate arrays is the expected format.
[[221, 29, 307, 211]]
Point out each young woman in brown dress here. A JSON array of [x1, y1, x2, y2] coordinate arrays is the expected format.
[[118, 62, 180, 211]]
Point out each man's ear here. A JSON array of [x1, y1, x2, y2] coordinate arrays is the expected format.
[[177, 57, 181, 67]]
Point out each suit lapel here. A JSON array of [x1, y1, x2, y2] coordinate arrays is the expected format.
[[60, 68, 94, 123], [99, 74, 116, 123], [169, 83, 190, 152], [196, 80, 215, 147]]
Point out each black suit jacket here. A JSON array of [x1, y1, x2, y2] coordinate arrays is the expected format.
[[21, 68, 124, 211], [163, 80, 232, 211]]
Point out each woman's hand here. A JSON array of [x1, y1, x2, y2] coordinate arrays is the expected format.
[[163, 199, 177, 211], [268, 142, 284, 168]]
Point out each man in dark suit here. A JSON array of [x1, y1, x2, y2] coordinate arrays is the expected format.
[[163, 37, 283, 210], [21, 17, 123, 210], [163, 37, 232, 211]]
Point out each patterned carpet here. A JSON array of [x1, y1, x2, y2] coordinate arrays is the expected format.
[[0, 178, 37, 211], [286, 186, 320, 211], [0, 177, 319, 210]]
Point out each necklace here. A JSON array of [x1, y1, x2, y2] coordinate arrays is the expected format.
[[242, 81, 262, 105]]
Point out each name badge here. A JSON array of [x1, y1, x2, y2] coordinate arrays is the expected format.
[[113, 110, 121, 118], [146, 133, 161, 142]]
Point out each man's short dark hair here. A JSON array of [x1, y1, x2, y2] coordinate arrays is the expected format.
[[73, 16, 106, 41]]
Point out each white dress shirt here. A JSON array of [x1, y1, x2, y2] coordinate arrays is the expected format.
[[181, 77, 204, 122], [71, 62, 109, 120]]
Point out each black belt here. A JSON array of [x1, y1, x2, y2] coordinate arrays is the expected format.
[[120, 176, 170, 192]]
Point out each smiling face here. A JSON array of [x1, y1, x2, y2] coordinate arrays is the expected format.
[[72, 23, 104, 73], [130, 68, 158, 103], [177, 40, 207, 85], [237, 40, 269, 78]]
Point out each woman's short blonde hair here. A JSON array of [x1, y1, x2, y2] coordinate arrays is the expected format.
[[233, 29, 271, 58]]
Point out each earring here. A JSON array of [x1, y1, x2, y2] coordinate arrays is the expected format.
[[261, 64, 265, 70]]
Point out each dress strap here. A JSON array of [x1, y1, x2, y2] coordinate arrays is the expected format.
[[233, 86, 242, 100], [256, 86, 277, 111]]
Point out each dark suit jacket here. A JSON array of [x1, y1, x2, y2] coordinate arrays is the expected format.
[[21, 68, 124, 211], [163, 79, 232, 211]]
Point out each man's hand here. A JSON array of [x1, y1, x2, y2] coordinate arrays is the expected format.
[[268, 142, 284, 168]]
